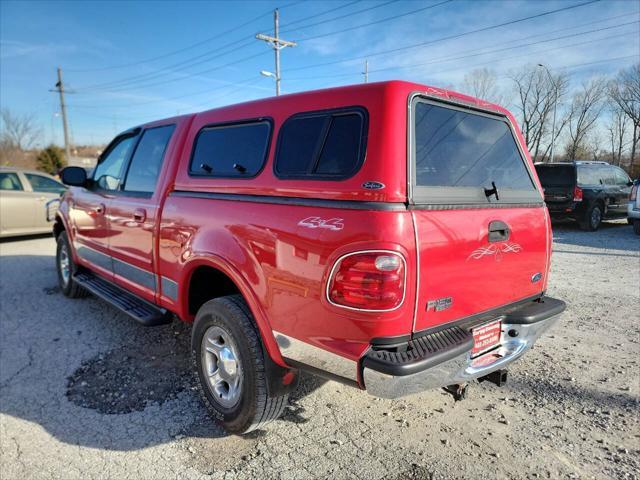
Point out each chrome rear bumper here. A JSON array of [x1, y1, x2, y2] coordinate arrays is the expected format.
[[363, 310, 562, 399]]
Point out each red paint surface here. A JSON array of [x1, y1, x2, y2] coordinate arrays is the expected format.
[[59, 80, 549, 375]]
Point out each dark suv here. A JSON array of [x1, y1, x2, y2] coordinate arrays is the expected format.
[[535, 161, 632, 231]]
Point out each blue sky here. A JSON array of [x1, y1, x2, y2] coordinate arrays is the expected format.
[[1, 0, 638, 146]]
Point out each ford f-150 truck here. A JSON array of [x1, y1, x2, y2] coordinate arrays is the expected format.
[[54, 81, 565, 434]]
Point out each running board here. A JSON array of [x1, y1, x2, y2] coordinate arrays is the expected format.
[[74, 271, 172, 326]]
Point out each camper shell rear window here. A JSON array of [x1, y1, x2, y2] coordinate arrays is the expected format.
[[410, 96, 541, 205]]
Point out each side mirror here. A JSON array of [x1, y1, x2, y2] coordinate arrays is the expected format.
[[60, 166, 88, 187], [628, 180, 634, 187]]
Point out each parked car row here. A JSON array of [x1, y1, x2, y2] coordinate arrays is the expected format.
[[0, 167, 66, 238]]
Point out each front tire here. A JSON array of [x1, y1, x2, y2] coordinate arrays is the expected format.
[[580, 204, 603, 231], [192, 295, 288, 434], [56, 232, 88, 298]]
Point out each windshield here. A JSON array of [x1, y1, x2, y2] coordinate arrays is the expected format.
[[535, 165, 575, 187]]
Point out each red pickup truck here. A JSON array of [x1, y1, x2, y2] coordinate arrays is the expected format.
[[55, 80, 565, 434]]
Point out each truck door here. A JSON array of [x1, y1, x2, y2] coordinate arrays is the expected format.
[[69, 132, 139, 280], [107, 124, 176, 303]]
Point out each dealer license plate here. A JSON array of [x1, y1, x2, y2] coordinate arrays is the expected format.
[[471, 320, 502, 357]]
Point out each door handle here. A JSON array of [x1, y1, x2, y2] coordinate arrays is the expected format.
[[92, 203, 106, 215], [133, 208, 147, 223], [488, 220, 510, 243]]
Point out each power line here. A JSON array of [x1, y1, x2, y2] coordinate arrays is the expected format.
[[287, 20, 638, 81], [69, 76, 261, 111], [279, 0, 397, 34], [279, 0, 360, 30], [296, 0, 453, 43], [286, 0, 602, 72], [83, 50, 268, 94], [66, 2, 302, 73], [71, 0, 379, 92], [77, 37, 258, 91]]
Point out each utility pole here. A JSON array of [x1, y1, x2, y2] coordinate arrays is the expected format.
[[256, 9, 296, 96], [51, 67, 72, 160], [363, 60, 369, 83]]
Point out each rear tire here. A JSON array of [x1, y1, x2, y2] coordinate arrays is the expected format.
[[633, 220, 640, 236], [192, 295, 288, 434], [580, 204, 602, 231], [56, 232, 89, 298]]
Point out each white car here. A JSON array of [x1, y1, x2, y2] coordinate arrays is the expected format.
[[0, 167, 66, 238], [629, 179, 640, 235]]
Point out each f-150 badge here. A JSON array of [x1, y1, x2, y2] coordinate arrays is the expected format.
[[427, 297, 453, 312]]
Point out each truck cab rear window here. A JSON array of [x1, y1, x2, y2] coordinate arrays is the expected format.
[[190, 120, 271, 178], [275, 108, 367, 179], [412, 99, 539, 205]]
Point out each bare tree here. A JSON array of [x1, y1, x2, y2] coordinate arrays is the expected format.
[[564, 77, 607, 161], [609, 63, 640, 169], [607, 106, 629, 166], [462, 68, 503, 104], [509, 65, 569, 162], [0, 109, 41, 150]]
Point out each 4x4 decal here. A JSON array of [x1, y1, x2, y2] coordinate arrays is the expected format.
[[467, 242, 522, 261], [297, 217, 344, 231]]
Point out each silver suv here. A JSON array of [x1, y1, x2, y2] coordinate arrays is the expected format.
[[629, 179, 640, 235]]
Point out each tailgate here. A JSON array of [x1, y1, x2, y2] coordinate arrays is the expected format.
[[408, 94, 547, 333], [412, 207, 547, 331]]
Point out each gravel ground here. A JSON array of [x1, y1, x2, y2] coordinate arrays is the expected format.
[[1, 221, 638, 480]]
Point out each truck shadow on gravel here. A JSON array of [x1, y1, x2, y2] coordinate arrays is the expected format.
[[0, 253, 325, 452]]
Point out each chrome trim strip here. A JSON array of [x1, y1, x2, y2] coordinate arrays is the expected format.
[[325, 249, 408, 313], [161, 276, 178, 301], [75, 243, 157, 292], [112, 257, 155, 291], [76, 244, 112, 272], [273, 330, 358, 382]]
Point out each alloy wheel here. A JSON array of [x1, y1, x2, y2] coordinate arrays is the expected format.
[[201, 325, 243, 408]]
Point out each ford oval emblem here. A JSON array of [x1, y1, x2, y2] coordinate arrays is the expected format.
[[531, 272, 542, 283], [362, 181, 385, 190]]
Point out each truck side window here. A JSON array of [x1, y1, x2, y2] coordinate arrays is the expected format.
[[93, 136, 137, 191], [190, 120, 271, 178], [123, 125, 175, 194], [274, 107, 367, 179]]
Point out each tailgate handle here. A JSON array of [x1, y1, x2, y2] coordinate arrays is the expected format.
[[133, 208, 147, 223], [488, 221, 510, 242]]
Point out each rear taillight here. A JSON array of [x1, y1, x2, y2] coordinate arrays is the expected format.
[[327, 251, 406, 311], [573, 186, 583, 202], [631, 184, 638, 201]]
